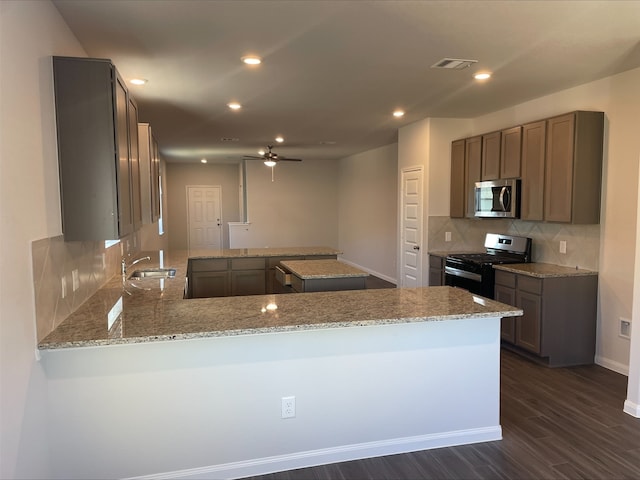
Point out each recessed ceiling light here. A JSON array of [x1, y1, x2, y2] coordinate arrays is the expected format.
[[393, 110, 405, 118], [241, 55, 262, 65], [130, 78, 147, 86], [275, 136, 284, 143], [227, 102, 242, 110], [200, 158, 207, 164], [474, 72, 492, 80]]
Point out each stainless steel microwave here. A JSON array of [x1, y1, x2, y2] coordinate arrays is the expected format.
[[474, 179, 520, 218]]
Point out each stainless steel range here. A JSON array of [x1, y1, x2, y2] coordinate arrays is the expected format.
[[444, 233, 532, 299]]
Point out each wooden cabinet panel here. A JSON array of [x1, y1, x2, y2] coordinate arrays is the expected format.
[[190, 258, 228, 272], [495, 284, 516, 343], [231, 257, 265, 270], [231, 270, 266, 296], [128, 98, 142, 230], [115, 72, 134, 237], [138, 123, 161, 225], [500, 126, 522, 179], [544, 113, 575, 222], [481, 131, 501, 180], [521, 120, 546, 221], [191, 271, 229, 298], [464, 136, 482, 217], [544, 111, 604, 224], [516, 291, 542, 354], [53, 57, 140, 241], [428, 255, 444, 286], [450, 139, 466, 218]]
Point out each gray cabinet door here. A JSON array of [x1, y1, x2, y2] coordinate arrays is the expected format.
[[481, 131, 501, 180], [53, 57, 137, 240], [450, 139, 466, 218], [495, 284, 516, 343], [464, 136, 482, 217], [520, 120, 546, 221], [515, 290, 542, 354]]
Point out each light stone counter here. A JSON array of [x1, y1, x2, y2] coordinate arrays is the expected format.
[[38, 247, 522, 350], [494, 262, 598, 278], [280, 259, 368, 279], [188, 246, 342, 259]]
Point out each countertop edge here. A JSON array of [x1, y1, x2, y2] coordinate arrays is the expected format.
[[38, 308, 523, 351]]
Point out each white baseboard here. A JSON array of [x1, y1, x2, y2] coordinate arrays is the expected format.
[[594, 355, 629, 375], [624, 399, 640, 418], [126, 426, 501, 480], [338, 258, 397, 285]]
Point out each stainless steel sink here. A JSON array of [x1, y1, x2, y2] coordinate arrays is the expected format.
[[129, 268, 177, 279]]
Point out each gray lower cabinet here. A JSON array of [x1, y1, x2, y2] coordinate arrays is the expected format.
[[189, 258, 229, 298], [230, 258, 266, 296], [188, 254, 337, 298], [429, 255, 445, 286], [495, 269, 598, 366]]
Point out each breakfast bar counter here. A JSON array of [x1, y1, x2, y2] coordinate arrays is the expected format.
[[38, 247, 522, 480]]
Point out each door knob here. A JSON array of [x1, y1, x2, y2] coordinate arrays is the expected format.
[[413, 245, 420, 250]]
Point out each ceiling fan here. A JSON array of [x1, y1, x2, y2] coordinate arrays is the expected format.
[[243, 145, 302, 167]]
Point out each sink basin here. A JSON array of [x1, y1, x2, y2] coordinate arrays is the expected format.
[[129, 268, 177, 279]]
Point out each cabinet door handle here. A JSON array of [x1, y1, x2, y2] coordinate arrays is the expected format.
[[413, 245, 420, 250]]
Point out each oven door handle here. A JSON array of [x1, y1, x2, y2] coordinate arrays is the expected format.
[[444, 266, 482, 282]]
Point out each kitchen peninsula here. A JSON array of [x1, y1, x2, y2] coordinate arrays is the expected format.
[[38, 247, 522, 480]]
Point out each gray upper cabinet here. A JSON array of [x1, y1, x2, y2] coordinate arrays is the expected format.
[[449, 139, 465, 218], [520, 120, 546, 221], [544, 111, 604, 224], [481, 131, 501, 180], [53, 56, 139, 241], [500, 126, 522, 179], [138, 123, 161, 225]]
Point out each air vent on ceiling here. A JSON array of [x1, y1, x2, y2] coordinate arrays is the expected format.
[[220, 137, 240, 142], [431, 58, 478, 69]]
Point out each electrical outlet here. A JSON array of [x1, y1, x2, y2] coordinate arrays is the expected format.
[[72, 269, 79, 292], [61, 277, 67, 298], [559, 240, 567, 254], [281, 396, 295, 419], [620, 318, 631, 339], [445, 231, 452, 242]]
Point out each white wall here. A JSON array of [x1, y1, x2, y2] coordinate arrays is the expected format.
[[397, 118, 473, 284], [165, 163, 240, 249], [338, 144, 398, 282], [245, 158, 339, 248], [0, 1, 87, 477], [41, 317, 501, 479]]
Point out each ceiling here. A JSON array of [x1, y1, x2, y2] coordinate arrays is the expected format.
[[52, 0, 640, 164]]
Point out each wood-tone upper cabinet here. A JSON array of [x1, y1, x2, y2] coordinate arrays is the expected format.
[[520, 120, 546, 221], [54, 56, 139, 241], [465, 136, 482, 218], [450, 139, 466, 218], [500, 126, 522, 179], [481, 131, 501, 180], [138, 123, 161, 225], [544, 111, 604, 224]]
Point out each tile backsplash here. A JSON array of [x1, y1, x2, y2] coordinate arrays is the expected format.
[[31, 231, 145, 342], [428, 216, 600, 271]]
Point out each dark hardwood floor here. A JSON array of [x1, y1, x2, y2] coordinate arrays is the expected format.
[[245, 350, 640, 480], [364, 275, 396, 289]]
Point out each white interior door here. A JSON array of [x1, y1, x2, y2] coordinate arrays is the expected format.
[[400, 167, 423, 287], [187, 186, 222, 250]]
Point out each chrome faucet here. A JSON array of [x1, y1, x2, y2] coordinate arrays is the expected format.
[[121, 255, 151, 276]]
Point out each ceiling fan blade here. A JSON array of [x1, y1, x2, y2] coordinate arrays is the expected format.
[[280, 158, 302, 162], [243, 155, 265, 160]]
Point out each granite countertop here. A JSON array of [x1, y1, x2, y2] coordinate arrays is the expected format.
[[188, 246, 342, 259], [38, 247, 522, 350], [494, 262, 598, 278], [280, 259, 369, 279]]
